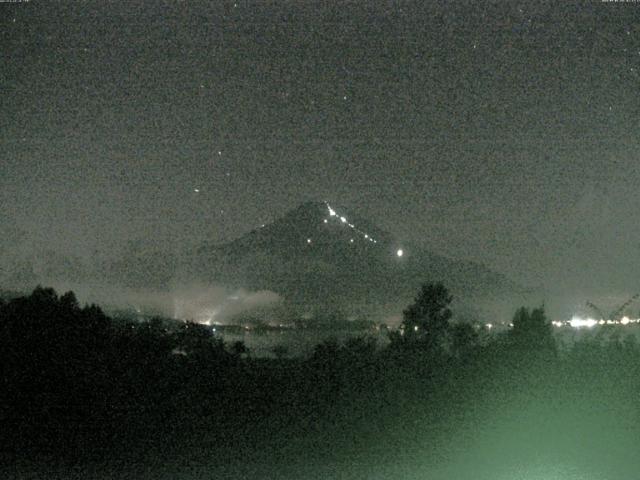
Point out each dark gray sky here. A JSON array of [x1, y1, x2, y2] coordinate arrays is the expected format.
[[2, 1, 640, 306]]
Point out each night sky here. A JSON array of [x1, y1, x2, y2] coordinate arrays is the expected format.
[[2, 1, 640, 311]]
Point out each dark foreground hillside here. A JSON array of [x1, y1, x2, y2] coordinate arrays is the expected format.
[[2, 287, 640, 479]]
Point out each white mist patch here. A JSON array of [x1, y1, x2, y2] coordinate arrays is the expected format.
[[171, 283, 281, 324], [36, 280, 281, 326]]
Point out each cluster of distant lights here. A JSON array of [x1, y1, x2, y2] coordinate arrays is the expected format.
[[189, 315, 640, 333], [478, 317, 640, 331], [473, 317, 640, 332], [558, 316, 640, 329]]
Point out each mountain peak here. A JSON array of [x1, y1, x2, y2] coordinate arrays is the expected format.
[[256, 200, 388, 249]]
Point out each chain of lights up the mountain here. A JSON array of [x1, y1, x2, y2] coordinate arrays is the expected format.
[[308, 202, 403, 258]]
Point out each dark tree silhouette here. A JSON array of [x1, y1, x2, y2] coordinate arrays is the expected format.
[[231, 340, 249, 357], [398, 282, 453, 350], [174, 321, 229, 362], [310, 337, 341, 368], [271, 344, 289, 359], [509, 306, 555, 352], [59, 291, 80, 311], [343, 335, 377, 357], [451, 322, 479, 358]]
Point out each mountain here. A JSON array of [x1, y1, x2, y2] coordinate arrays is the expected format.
[[1, 201, 526, 322], [184, 201, 526, 321]]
